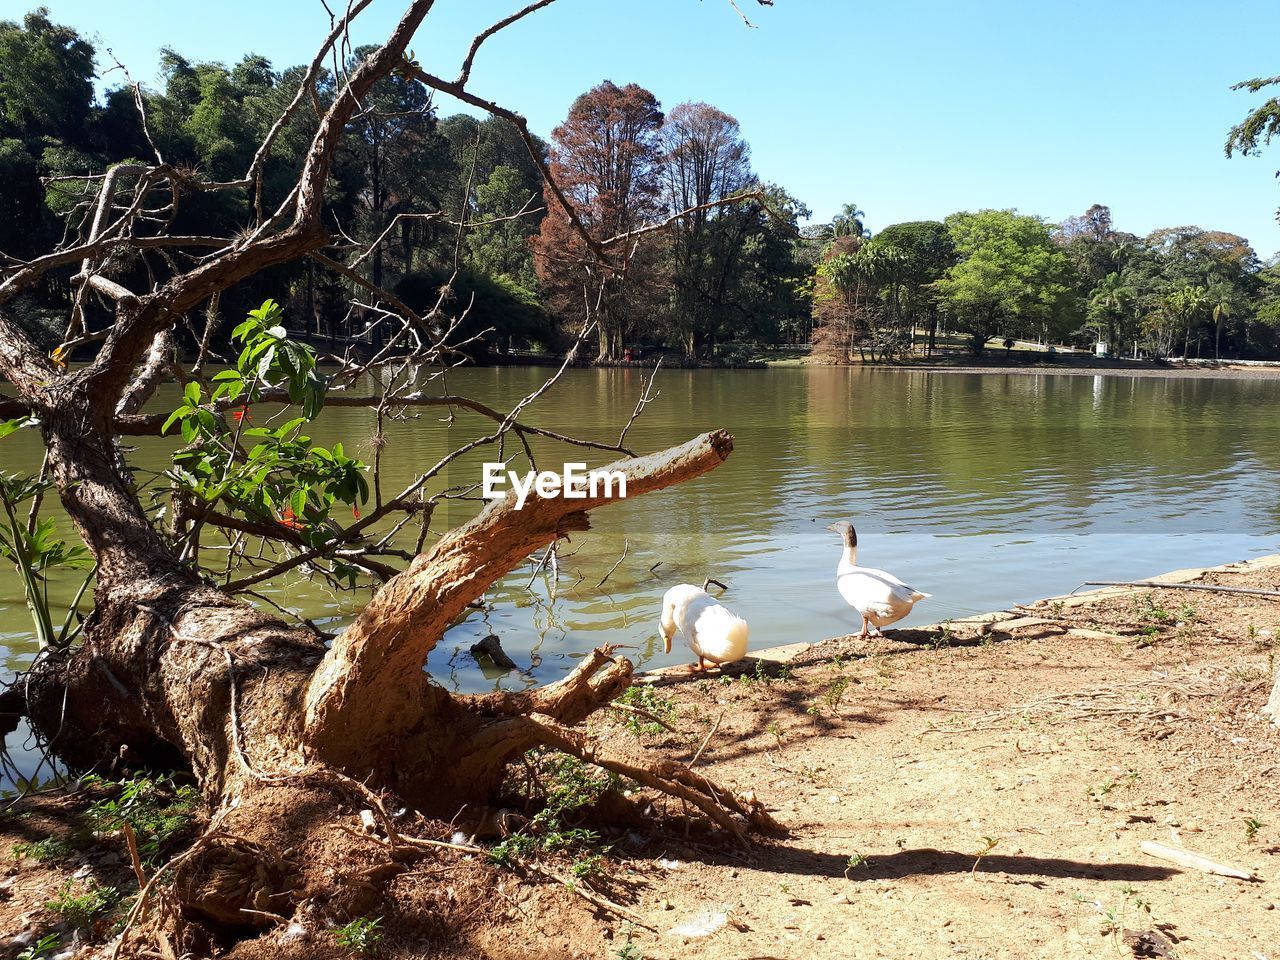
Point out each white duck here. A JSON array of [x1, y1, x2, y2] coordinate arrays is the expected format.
[[659, 583, 749, 671], [827, 521, 929, 637]]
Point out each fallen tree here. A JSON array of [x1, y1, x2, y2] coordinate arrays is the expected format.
[[0, 0, 779, 950]]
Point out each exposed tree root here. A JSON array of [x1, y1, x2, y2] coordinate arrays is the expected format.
[[526, 713, 786, 842]]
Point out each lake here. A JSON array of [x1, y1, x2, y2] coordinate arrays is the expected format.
[[4, 365, 1280, 721]]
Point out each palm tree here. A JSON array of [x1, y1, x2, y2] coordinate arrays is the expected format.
[[1169, 284, 1209, 359], [830, 202, 869, 240], [1087, 272, 1132, 352], [1206, 283, 1236, 361]]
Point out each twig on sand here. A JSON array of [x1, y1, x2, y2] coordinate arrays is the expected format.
[[690, 711, 724, 768], [122, 822, 146, 889], [526, 861, 655, 930], [606, 701, 679, 733], [1139, 840, 1257, 880], [920, 675, 1219, 735], [1072, 580, 1280, 600]]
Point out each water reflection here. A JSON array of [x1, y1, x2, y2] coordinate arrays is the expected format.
[[1, 367, 1278, 701]]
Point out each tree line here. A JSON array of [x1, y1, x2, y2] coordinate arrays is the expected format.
[[0, 9, 814, 366], [3, 8, 1280, 366], [811, 203, 1280, 362]]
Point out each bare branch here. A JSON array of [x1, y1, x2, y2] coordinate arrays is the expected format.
[[456, 0, 559, 87], [411, 66, 608, 267]]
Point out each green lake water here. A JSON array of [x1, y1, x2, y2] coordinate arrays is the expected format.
[[4, 366, 1280, 779]]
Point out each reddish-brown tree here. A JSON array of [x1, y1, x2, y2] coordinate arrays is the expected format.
[[533, 81, 666, 362], [660, 102, 755, 356], [810, 235, 877, 362]]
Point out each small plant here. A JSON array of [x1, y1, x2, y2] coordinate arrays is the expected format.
[[1049, 600, 1065, 618], [45, 880, 120, 929], [1100, 905, 1123, 935], [795, 763, 827, 784], [933, 621, 954, 652], [616, 685, 678, 737], [843, 852, 869, 877], [570, 850, 606, 881], [11, 836, 72, 863], [823, 676, 851, 712], [85, 773, 199, 866], [613, 923, 643, 960], [0, 466, 95, 650], [1099, 885, 1154, 941], [766, 720, 784, 746], [334, 916, 383, 955], [1131, 592, 1171, 625], [17, 934, 62, 960], [488, 750, 618, 869], [970, 836, 1000, 876], [1244, 817, 1263, 841], [1229, 664, 1267, 684], [1087, 771, 1143, 800]]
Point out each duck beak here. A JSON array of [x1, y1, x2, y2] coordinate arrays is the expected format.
[[825, 523, 840, 533]]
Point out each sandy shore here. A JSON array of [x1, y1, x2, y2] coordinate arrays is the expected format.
[[3, 558, 1277, 959]]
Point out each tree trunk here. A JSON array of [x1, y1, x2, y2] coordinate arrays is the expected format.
[[12, 411, 760, 932]]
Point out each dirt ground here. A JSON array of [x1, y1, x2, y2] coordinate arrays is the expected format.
[[3, 557, 1278, 959]]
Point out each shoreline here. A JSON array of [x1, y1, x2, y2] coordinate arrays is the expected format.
[[641, 552, 1280, 686], [423, 355, 1280, 380], [874, 360, 1280, 380]]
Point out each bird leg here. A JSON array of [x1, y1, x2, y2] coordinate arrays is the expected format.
[[858, 617, 869, 639]]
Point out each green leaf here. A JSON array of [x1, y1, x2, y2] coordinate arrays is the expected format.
[[161, 408, 187, 436], [0, 416, 37, 439]]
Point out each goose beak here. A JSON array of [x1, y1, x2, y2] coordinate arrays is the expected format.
[[825, 522, 841, 534]]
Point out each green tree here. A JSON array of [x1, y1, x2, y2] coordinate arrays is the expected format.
[[936, 209, 1079, 355], [1227, 74, 1280, 221], [469, 163, 541, 289], [0, 9, 95, 144], [1086, 272, 1137, 355], [863, 220, 955, 354]]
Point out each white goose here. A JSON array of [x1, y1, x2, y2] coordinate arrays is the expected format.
[[827, 521, 929, 637], [659, 583, 749, 671]]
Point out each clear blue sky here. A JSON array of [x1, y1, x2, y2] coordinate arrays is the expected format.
[[22, 0, 1280, 256]]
